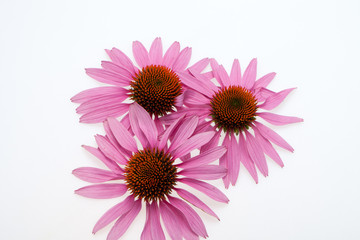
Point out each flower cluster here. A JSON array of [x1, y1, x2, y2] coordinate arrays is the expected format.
[[71, 38, 302, 239]]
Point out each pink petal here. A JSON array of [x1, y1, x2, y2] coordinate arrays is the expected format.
[[175, 92, 184, 107], [253, 121, 294, 152], [200, 129, 221, 153], [178, 146, 226, 169], [71, 86, 126, 103], [159, 202, 182, 240], [175, 188, 219, 220], [179, 178, 229, 203], [230, 59, 241, 85], [257, 112, 304, 126], [129, 103, 158, 148], [238, 132, 259, 183], [169, 116, 199, 151], [183, 89, 210, 106], [177, 72, 214, 98], [162, 41, 180, 68], [86, 68, 131, 86], [75, 183, 127, 199], [149, 37, 163, 65], [148, 202, 166, 240], [179, 165, 227, 180], [254, 72, 276, 89], [228, 135, 241, 186], [107, 117, 138, 152], [93, 196, 135, 233], [172, 47, 192, 71], [80, 103, 129, 123], [210, 58, 222, 87], [219, 134, 230, 188], [168, 196, 208, 238], [171, 131, 215, 159], [76, 95, 128, 114], [241, 58, 257, 90], [82, 145, 123, 174], [103, 120, 132, 158], [188, 58, 209, 73], [107, 199, 141, 240], [160, 108, 207, 126], [254, 87, 275, 102], [72, 167, 122, 183], [245, 130, 268, 177], [258, 88, 296, 110], [107, 48, 137, 75], [187, 70, 219, 92], [132, 41, 150, 68], [217, 65, 231, 87], [95, 135, 128, 165], [101, 61, 134, 80], [140, 202, 151, 240], [158, 114, 186, 150]]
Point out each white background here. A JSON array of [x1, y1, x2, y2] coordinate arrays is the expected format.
[[1, 0, 359, 239]]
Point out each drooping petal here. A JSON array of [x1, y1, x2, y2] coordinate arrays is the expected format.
[[257, 112, 304, 126], [95, 135, 128, 165], [75, 183, 127, 199], [238, 132, 259, 183], [230, 59, 241, 85], [172, 47, 192, 71], [175, 188, 219, 220], [168, 196, 208, 238], [179, 165, 227, 180], [72, 167, 122, 183], [245, 130, 268, 177], [107, 117, 138, 152], [82, 145, 123, 174], [93, 196, 135, 234], [107, 47, 137, 75], [148, 202, 166, 240], [149, 37, 163, 65], [228, 135, 241, 186], [253, 121, 294, 152], [132, 41, 150, 68], [101, 61, 134, 80], [107, 199, 141, 240], [80, 103, 130, 123], [258, 88, 296, 110], [254, 72, 276, 89], [178, 146, 226, 169], [162, 41, 180, 68], [71, 86, 126, 103], [219, 134, 230, 188], [169, 116, 199, 152], [241, 58, 257, 90], [159, 201, 182, 240], [86, 68, 132, 86], [188, 58, 209, 73], [140, 203, 151, 240]]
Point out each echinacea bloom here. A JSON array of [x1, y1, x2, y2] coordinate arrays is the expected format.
[[73, 103, 228, 240], [162, 58, 303, 187], [71, 37, 209, 124]]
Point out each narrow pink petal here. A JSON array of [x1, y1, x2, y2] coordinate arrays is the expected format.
[[162, 41, 180, 68], [188, 58, 209, 73], [158, 114, 186, 150], [258, 88, 296, 110], [140, 203, 151, 240], [168, 196, 208, 238], [86, 68, 131, 86], [101, 61, 134, 80], [245, 130, 268, 177], [129, 103, 158, 148], [183, 89, 210, 106], [172, 131, 215, 159], [95, 135, 128, 165], [107, 117, 138, 152], [107, 48, 137, 75], [230, 59, 241, 85], [71, 87, 126, 103], [202, 71, 214, 80], [179, 178, 229, 203], [200, 129, 221, 153], [179, 165, 227, 180], [80, 103, 129, 123], [72, 167, 122, 183], [93, 196, 135, 233], [103, 120, 132, 158], [188, 70, 219, 92], [257, 112, 304, 126], [253, 121, 294, 152], [210, 58, 222, 87], [159, 202, 182, 240], [76, 95, 128, 114], [107, 199, 141, 240], [149, 202, 166, 240], [178, 146, 226, 169], [82, 145, 123, 174], [154, 116, 164, 136], [217, 65, 231, 87], [254, 87, 275, 102], [75, 183, 127, 199], [160, 108, 207, 126], [238, 132, 259, 183], [254, 72, 276, 89], [229, 135, 241, 186], [149, 37, 163, 65], [219, 134, 230, 188], [132, 41, 150, 68], [177, 72, 214, 98], [175, 188, 219, 220], [169, 116, 199, 152], [172, 47, 192, 71], [253, 127, 284, 167], [175, 92, 184, 107], [241, 58, 257, 89]]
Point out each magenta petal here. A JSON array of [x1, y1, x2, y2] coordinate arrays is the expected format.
[[188, 58, 209, 73], [229, 135, 241, 186], [86, 68, 131, 86], [158, 114, 186, 150], [200, 129, 221, 153], [80, 103, 129, 124], [101, 61, 134, 80], [210, 58, 222, 87], [178, 72, 214, 98], [103, 120, 132, 158], [76, 96, 128, 114], [179, 178, 229, 203], [175, 188, 219, 220], [107, 199, 141, 240], [219, 134, 230, 188], [245, 130, 268, 177], [107, 117, 138, 152], [169, 116, 199, 152], [159, 202, 182, 240], [107, 48, 137, 75], [238, 132, 259, 183], [241, 58, 257, 90], [132, 41, 150, 68], [82, 145, 123, 174], [253, 121, 294, 152], [217, 65, 231, 87], [172, 47, 191, 71], [140, 203, 151, 240], [258, 88, 296, 110], [93, 196, 135, 233], [179, 165, 227, 180], [149, 37, 163, 65], [257, 112, 304, 126], [168, 196, 208, 238], [95, 135, 128, 165], [254, 72, 276, 89], [75, 183, 127, 199], [172, 131, 215, 159], [183, 89, 210, 106], [71, 86, 126, 103], [178, 146, 226, 169], [72, 167, 122, 183], [148, 202, 166, 240], [230, 59, 241, 85], [162, 41, 180, 68]]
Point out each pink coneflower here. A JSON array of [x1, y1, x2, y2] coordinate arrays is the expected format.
[[73, 103, 228, 240], [71, 38, 209, 123], [162, 58, 303, 187]]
